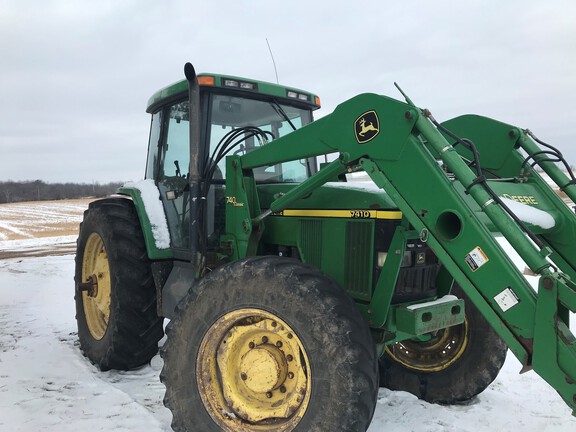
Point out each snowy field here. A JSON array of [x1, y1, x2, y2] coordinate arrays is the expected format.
[[0, 199, 91, 259], [0, 200, 575, 431]]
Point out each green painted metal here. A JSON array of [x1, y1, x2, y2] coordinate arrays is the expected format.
[[116, 187, 174, 260], [366, 224, 412, 326], [147, 79, 188, 112], [518, 132, 576, 204], [442, 115, 576, 281], [146, 73, 320, 113], [264, 158, 349, 216], [223, 156, 263, 261], [533, 274, 576, 414], [359, 157, 530, 365], [256, 181, 399, 210], [395, 297, 465, 336], [228, 91, 576, 413]]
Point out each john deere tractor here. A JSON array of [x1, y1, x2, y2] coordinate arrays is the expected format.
[[75, 63, 576, 431]]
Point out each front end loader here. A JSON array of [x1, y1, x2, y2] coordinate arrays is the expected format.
[[74, 63, 576, 432]]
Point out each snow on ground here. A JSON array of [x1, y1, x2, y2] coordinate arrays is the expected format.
[[0, 200, 91, 259], [0, 235, 78, 259], [0, 200, 89, 241], [0, 250, 575, 431], [0, 255, 170, 432]]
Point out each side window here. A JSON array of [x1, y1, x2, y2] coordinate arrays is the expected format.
[[157, 100, 191, 249], [161, 102, 190, 178], [145, 111, 162, 179]]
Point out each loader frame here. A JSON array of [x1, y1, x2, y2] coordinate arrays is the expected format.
[[224, 92, 576, 413]]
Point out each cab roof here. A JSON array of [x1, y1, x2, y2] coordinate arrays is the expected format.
[[146, 73, 321, 113]]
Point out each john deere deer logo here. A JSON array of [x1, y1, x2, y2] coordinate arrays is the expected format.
[[354, 111, 380, 144]]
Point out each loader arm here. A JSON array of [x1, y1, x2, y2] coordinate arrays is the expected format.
[[226, 92, 576, 413]]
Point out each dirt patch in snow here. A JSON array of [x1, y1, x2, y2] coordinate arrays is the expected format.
[[0, 199, 93, 259]]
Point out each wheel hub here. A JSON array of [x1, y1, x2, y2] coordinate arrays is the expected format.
[[386, 318, 469, 372], [239, 345, 288, 393], [81, 233, 111, 341], [77, 274, 99, 297], [197, 309, 311, 430]]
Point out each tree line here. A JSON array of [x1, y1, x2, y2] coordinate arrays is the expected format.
[[0, 180, 124, 204]]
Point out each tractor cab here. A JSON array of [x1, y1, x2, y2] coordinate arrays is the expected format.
[[143, 74, 321, 255]]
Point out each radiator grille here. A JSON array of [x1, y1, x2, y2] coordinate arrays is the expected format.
[[299, 220, 323, 267], [344, 221, 373, 301]]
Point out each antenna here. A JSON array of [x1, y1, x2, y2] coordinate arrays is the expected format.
[[266, 38, 279, 84]]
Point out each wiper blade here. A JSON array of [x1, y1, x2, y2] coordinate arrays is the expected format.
[[270, 101, 297, 131], [269, 100, 313, 177]]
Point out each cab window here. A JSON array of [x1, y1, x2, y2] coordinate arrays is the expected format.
[[157, 100, 191, 249], [207, 94, 313, 182]]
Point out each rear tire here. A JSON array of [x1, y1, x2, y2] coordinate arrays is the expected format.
[[380, 284, 507, 404], [74, 198, 164, 371], [161, 256, 378, 432]]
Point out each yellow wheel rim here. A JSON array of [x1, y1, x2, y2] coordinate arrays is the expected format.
[[386, 318, 469, 372], [81, 233, 111, 340], [197, 308, 311, 431]]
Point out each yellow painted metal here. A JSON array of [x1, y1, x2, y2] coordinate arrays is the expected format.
[[386, 318, 469, 372], [239, 345, 288, 393], [81, 233, 111, 340], [276, 209, 402, 220], [197, 308, 311, 431]]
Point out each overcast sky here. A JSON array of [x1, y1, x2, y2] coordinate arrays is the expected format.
[[1, 0, 575, 183]]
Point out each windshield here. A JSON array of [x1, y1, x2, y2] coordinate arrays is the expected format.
[[208, 93, 313, 182]]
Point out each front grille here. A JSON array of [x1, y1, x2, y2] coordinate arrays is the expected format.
[[300, 219, 322, 267], [344, 221, 373, 301]]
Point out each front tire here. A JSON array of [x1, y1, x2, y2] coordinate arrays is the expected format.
[[74, 198, 164, 371], [380, 284, 507, 404], [161, 256, 378, 432]]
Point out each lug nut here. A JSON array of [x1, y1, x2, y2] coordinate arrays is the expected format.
[[249, 342, 255, 349], [266, 392, 273, 398], [287, 333, 293, 339], [271, 321, 277, 327], [241, 373, 247, 381], [288, 372, 294, 379], [262, 336, 268, 343], [276, 341, 283, 348], [280, 386, 287, 393], [286, 354, 293, 362]]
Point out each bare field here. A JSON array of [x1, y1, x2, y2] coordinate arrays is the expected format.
[[0, 198, 93, 259]]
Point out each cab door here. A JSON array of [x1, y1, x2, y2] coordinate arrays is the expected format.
[[156, 100, 191, 250]]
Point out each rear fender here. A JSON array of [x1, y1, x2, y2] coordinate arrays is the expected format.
[[112, 188, 174, 260]]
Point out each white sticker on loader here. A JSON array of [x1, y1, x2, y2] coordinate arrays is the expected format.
[[494, 287, 520, 312], [465, 246, 489, 272]]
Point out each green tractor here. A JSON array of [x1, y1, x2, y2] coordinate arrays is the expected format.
[[75, 63, 576, 431]]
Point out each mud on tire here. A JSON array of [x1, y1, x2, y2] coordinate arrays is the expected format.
[[380, 284, 507, 404], [161, 256, 379, 432], [74, 198, 164, 371]]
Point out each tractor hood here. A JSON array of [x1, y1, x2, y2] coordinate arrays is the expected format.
[[257, 180, 562, 236], [257, 181, 400, 215]]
